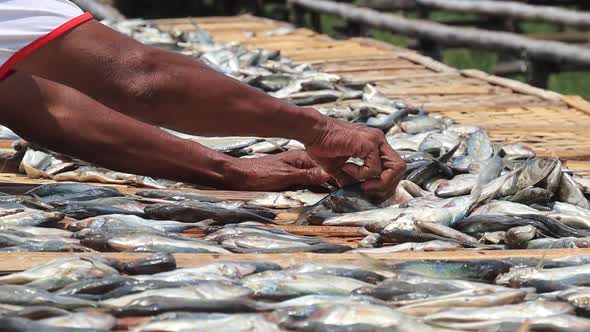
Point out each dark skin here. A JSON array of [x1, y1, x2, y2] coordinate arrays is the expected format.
[[8, 20, 405, 202]]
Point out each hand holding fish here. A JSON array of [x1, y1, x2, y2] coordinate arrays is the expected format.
[[224, 151, 331, 191], [305, 116, 406, 203]]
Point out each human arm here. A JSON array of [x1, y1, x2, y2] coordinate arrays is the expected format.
[[14, 19, 405, 202], [0, 73, 329, 190]]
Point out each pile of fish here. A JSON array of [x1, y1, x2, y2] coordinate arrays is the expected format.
[[1, 18, 590, 331], [0, 19, 589, 253], [3, 254, 590, 331], [0, 182, 352, 254]]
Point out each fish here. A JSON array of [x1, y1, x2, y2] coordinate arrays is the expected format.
[[121, 252, 177, 275], [277, 303, 455, 331], [480, 231, 506, 244], [51, 166, 168, 189], [0, 225, 73, 237], [0, 256, 118, 290], [547, 212, 590, 230], [400, 116, 445, 134], [500, 143, 535, 160], [144, 200, 276, 224], [113, 298, 261, 317], [434, 174, 477, 198], [424, 301, 574, 330], [0, 209, 64, 227], [26, 183, 124, 203], [218, 232, 316, 250], [256, 294, 385, 310], [318, 206, 405, 228], [352, 240, 462, 253], [389, 259, 512, 282], [470, 201, 542, 217], [415, 220, 479, 245], [0, 317, 110, 332], [504, 225, 538, 249], [0, 285, 96, 309], [130, 313, 280, 332], [230, 242, 351, 254], [559, 172, 590, 209], [132, 261, 281, 282], [247, 190, 326, 209], [466, 129, 493, 163], [573, 175, 590, 194], [358, 233, 382, 248], [515, 158, 558, 190], [397, 288, 528, 317], [525, 237, 590, 249], [53, 196, 148, 219], [241, 270, 372, 298], [36, 312, 116, 330], [505, 186, 554, 205], [135, 190, 223, 203], [101, 281, 252, 308], [70, 214, 209, 237], [496, 264, 590, 291], [284, 263, 385, 284], [81, 233, 231, 254]]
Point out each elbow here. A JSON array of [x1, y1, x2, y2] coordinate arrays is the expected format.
[[116, 47, 176, 124]]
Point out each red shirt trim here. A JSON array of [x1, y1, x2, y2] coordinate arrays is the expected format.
[[0, 12, 94, 81]]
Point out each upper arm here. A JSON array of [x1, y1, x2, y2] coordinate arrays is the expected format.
[[14, 19, 158, 112]]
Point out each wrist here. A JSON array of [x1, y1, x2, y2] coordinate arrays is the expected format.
[[279, 104, 327, 145]]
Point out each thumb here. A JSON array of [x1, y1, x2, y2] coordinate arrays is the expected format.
[[298, 166, 331, 186]]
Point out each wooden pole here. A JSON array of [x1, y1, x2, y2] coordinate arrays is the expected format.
[[287, 0, 590, 67], [416, 0, 590, 30], [310, 11, 323, 33], [289, 3, 306, 27]]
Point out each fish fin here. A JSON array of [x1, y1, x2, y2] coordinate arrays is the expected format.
[[536, 254, 547, 270], [356, 252, 393, 272], [516, 319, 532, 332]]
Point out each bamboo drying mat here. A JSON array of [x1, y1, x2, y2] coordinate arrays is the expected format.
[[154, 15, 590, 176], [1, 16, 590, 270]]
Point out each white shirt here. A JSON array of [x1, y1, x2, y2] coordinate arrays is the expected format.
[[0, 0, 92, 79]]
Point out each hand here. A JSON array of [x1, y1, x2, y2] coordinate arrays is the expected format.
[[225, 151, 331, 191], [305, 115, 406, 203]]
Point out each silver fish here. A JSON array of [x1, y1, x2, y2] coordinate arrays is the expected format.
[[501, 143, 535, 160], [0, 256, 118, 290], [559, 172, 590, 209], [358, 233, 383, 248], [131, 313, 280, 332], [133, 261, 281, 282], [425, 301, 573, 330], [247, 190, 325, 209], [0, 209, 63, 227], [398, 288, 528, 317], [435, 174, 476, 198], [280, 303, 455, 331], [70, 214, 208, 237], [242, 270, 372, 298], [504, 225, 537, 248], [37, 311, 116, 330], [400, 116, 445, 134], [496, 264, 590, 291], [0, 285, 96, 309], [85, 233, 231, 254], [101, 281, 252, 308], [351, 240, 462, 253]]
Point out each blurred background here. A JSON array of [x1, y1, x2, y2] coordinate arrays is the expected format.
[[101, 0, 590, 98]]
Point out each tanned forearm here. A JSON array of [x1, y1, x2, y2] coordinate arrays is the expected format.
[[0, 73, 239, 188], [16, 20, 324, 144]]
